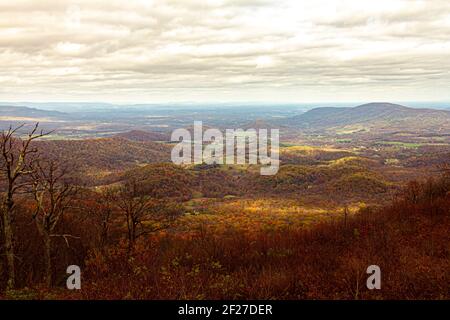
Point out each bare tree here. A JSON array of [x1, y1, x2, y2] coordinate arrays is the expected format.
[[113, 178, 182, 252], [85, 189, 116, 250], [114, 179, 152, 251], [31, 159, 77, 288], [0, 123, 48, 290]]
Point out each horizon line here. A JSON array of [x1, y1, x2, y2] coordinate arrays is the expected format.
[[1, 100, 450, 106]]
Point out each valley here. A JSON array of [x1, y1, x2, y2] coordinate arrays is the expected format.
[[1, 102, 447, 228], [0, 102, 449, 299]]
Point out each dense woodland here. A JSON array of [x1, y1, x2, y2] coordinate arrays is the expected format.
[[0, 124, 449, 299]]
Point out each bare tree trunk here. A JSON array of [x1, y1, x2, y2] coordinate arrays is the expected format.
[[128, 221, 136, 253], [100, 222, 108, 248], [1, 124, 50, 290], [344, 206, 348, 229], [2, 205, 15, 290], [43, 233, 52, 288]]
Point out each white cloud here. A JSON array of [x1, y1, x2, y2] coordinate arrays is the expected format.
[[0, 0, 449, 103]]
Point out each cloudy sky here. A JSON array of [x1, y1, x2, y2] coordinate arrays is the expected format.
[[1, 0, 450, 103]]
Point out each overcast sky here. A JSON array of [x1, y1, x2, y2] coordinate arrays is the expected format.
[[1, 0, 449, 103]]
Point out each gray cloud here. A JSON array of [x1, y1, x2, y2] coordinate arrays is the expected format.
[[0, 0, 449, 103]]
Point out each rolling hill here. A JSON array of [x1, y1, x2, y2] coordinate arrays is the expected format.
[[33, 137, 171, 177], [287, 103, 450, 134]]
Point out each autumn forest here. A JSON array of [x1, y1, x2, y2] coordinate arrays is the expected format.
[[0, 101, 449, 300]]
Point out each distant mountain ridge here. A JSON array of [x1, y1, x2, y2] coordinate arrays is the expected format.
[[0, 105, 67, 118], [287, 102, 450, 133], [2, 102, 450, 136]]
